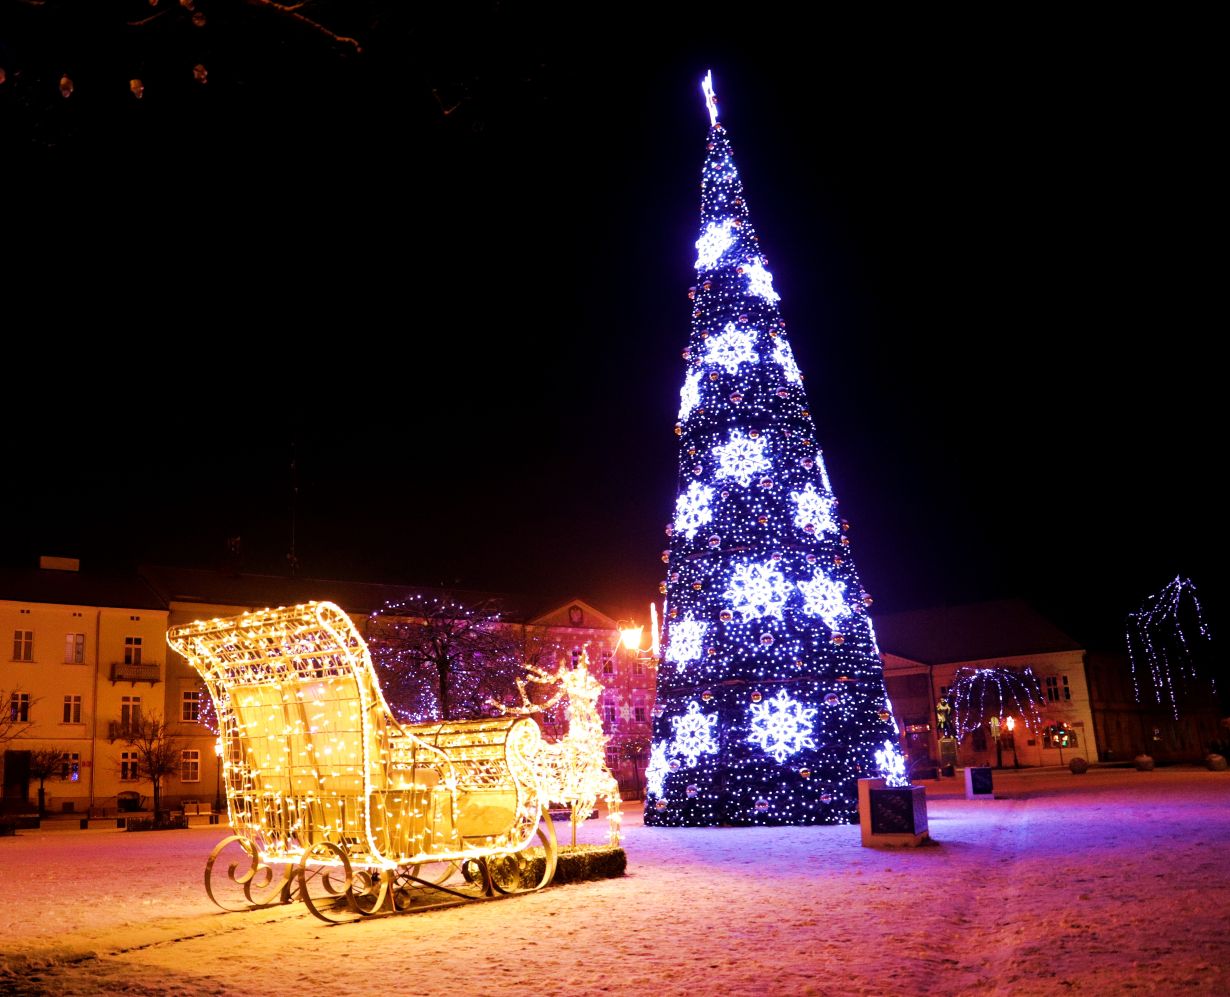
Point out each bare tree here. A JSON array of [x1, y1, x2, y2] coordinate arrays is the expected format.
[[369, 593, 522, 722], [122, 713, 183, 818], [27, 748, 66, 817]]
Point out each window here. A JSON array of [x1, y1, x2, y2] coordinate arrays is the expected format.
[[120, 752, 140, 780], [121, 695, 141, 728], [12, 630, 33, 661], [634, 658, 644, 676], [634, 706, 647, 722], [1045, 675, 1071, 702], [123, 636, 143, 666], [63, 695, 82, 724], [602, 648, 614, 674], [10, 692, 31, 722], [182, 690, 201, 723], [64, 633, 86, 663], [571, 648, 582, 668], [604, 703, 617, 726], [60, 753, 80, 782], [1043, 724, 1078, 749], [180, 750, 200, 783], [605, 745, 620, 768]]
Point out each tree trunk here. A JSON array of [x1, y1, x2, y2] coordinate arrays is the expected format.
[[438, 659, 450, 721], [37, 783, 46, 817]]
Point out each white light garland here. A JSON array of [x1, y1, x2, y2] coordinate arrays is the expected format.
[[797, 570, 850, 629], [665, 617, 707, 670], [670, 701, 719, 767], [695, 219, 735, 270], [645, 741, 670, 797], [874, 739, 909, 788], [714, 429, 771, 486], [744, 258, 781, 303], [674, 481, 715, 540], [747, 689, 818, 762], [725, 560, 793, 621], [704, 321, 759, 375], [791, 483, 837, 535], [773, 336, 802, 384], [679, 369, 703, 421]]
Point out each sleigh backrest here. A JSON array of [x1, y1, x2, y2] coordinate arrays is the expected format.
[[167, 601, 414, 859]]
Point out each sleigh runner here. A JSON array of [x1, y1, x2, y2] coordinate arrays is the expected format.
[[166, 601, 558, 923]]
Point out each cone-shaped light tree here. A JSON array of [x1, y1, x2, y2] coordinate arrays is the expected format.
[[645, 72, 904, 827]]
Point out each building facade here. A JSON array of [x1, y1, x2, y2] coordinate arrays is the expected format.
[[3, 560, 657, 814], [876, 601, 1100, 771]]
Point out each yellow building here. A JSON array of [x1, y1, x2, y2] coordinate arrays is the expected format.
[[1, 557, 174, 814]]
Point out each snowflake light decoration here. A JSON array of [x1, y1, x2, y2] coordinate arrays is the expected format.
[[645, 741, 670, 797], [743, 258, 781, 303], [798, 570, 850, 629], [747, 689, 817, 763], [875, 740, 908, 788], [665, 618, 707, 671], [695, 219, 735, 270], [714, 429, 771, 486], [679, 369, 703, 421], [773, 337, 802, 384], [674, 482, 714, 540], [704, 322, 759, 375], [670, 701, 719, 767], [725, 560, 792, 621], [790, 483, 837, 535]]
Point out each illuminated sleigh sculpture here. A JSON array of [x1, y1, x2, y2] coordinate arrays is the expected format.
[[166, 601, 558, 923]]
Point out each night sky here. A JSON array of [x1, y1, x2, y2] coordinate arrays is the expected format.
[[4, 6, 1220, 649]]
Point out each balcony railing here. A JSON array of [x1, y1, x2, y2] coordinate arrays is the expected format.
[[110, 662, 161, 685], [108, 720, 136, 742]]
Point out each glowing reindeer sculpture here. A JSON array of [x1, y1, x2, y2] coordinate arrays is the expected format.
[[494, 649, 623, 847], [167, 601, 557, 924]]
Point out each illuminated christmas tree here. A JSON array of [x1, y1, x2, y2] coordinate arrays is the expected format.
[[645, 72, 904, 827]]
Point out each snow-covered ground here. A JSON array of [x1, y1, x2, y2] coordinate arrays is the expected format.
[[1, 766, 1227, 996]]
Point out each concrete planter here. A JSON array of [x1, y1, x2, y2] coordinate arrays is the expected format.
[[1205, 753, 1227, 772], [1069, 757, 1089, 774], [965, 766, 994, 799], [1134, 754, 1155, 772], [858, 778, 929, 847]]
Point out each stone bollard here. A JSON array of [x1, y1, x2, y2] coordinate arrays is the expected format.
[[1134, 754, 1155, 771], [1069, 757, 1089, 774]]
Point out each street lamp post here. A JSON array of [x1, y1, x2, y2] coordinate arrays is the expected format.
[[1005, 715, 1020, 768], [989, 716, 1003, 769]]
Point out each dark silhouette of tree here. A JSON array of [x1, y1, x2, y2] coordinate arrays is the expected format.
[[122, 713, 183, 818], [369, 593, 521, 722], [27, 747, 65, 817]]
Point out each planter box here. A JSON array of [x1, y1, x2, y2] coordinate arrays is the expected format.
[[858, 778, 929, 847], [965, 766, 994, 799]]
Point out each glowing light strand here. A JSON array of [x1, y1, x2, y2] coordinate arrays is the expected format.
[[674, 481, 714, 540], [1126, 576, 1213, 720], [747, 689, 817, 762]]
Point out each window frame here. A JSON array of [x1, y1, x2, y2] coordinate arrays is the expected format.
[[12, 629, 34, 662], [63, 694, 82, 724], [180, 750, 201, 783]]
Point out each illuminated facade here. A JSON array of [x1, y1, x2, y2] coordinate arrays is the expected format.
[[2, 562, 655, 815], [877, 601, 1100, 770]]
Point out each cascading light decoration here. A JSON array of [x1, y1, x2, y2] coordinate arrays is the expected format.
[[946, 666, 1045, 741], [646, 71, 902, 827], [1126, 576, 1215, 720]]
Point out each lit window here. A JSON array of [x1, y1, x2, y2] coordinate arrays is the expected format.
[[63, 695, 82, 724], [64, 633, 86, 663], [60, 753, 80, 781], [12, 630, 33, 661], [602, 649, 614, 674], [1043, 724, 1077, 749], [181, 750, 201, 783]]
